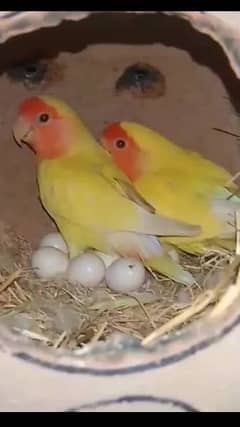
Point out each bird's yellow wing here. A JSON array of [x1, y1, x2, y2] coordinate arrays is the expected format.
[[38, 156, 201, 237], [135, 168, 239, 242]]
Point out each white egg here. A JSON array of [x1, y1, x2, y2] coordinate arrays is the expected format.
[[31, 247, 69, 279], [39, 232, 68, 254], [105, 257, 146, 293], [95, 251, 119, 268], [67, 252, 105, 288]]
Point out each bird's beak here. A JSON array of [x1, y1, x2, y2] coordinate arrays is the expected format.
[[12, 116, 33, 148]]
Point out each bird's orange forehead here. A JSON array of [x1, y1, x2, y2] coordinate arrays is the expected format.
[[18, 96, 60, 120], [102, 122, 125, 144]]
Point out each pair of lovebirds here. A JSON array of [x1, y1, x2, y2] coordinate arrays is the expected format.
[[12, 95, 240, 286]]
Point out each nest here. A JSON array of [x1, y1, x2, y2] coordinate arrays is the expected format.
[[0, 216, 239, 352]]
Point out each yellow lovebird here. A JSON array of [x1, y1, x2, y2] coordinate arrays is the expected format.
[[12, 96, 201, 285], [101, 121, 240, 255]]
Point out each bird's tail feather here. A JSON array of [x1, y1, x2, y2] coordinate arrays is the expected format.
[[146, 254, 195, 286]]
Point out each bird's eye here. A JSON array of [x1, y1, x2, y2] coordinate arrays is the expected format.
[[39, 113, 49, 123], [115, 139, 126, 149]]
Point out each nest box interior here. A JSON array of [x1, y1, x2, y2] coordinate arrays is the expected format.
[[0, 12, 240, 351]]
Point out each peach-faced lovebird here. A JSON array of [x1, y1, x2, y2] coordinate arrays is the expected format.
[[101, 121, 240, 255]]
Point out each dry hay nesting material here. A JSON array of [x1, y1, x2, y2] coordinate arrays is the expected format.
[[0, 218, 239, 351]]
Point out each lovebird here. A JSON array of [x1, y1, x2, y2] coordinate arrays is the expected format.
[[101, 121, 240, 255], [12, 96, 201, 285]]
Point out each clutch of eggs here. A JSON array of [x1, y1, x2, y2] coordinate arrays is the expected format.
[[32, 232, 146, 291]]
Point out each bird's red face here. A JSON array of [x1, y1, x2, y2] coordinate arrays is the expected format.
[[13, 96, 69, 160], [101, 122, 142, 182]]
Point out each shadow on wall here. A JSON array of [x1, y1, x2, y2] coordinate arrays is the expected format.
[[0, 12, 240, 112]]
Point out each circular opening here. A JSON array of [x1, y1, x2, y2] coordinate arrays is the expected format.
[[0, 12, 240, 368], [24, 64, 38, 77]]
